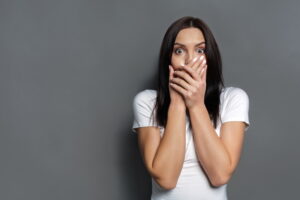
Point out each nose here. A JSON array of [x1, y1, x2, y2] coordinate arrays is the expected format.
[[185, 52, 197, 66]]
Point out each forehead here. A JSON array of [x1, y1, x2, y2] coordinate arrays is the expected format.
[[174, 27, 205, 44]]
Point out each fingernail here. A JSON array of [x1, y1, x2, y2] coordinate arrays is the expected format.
[[200, 55, 204, 60]]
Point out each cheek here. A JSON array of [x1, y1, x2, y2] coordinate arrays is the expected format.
[[171, 55, 185, 69]]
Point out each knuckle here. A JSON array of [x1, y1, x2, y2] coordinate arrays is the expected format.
[[183, 91, 188, 97], [193, 72, 198, 78]]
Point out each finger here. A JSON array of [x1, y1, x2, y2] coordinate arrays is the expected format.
[[170, 77, 192, 91], [190, 56, 201, 70], [178, 55, 204, 80], [192, 55, 205, 71], [177, 65, 199, 81], [200, 65, 207, 82], [196, 59, 206, 74], [169, 65, 174, 80], [173, 70, 197, 85], [170, 82, 188, 97]]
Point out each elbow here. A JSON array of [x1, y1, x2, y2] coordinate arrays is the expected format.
[[209, 165, 234, 187], [150, 165, 178, 190], [210, 173, 231, 187], [154, 177, 177, 190]]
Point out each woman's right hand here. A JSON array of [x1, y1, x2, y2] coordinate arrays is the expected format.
[[168, 65, 186, 108]]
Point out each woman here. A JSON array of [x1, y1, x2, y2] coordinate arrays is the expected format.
[[132, 16, 250, 200]]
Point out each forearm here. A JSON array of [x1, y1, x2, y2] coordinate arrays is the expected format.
[[188, 104, 231, 186], [152, 102, 186, 187]]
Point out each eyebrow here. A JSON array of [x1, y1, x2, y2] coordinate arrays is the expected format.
[[174, 41, 205, 46], [174, 42, 205, 46]]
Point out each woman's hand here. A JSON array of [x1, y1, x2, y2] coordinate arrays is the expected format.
[[169, 55, 207, 110], [168, 65, 185, 108]]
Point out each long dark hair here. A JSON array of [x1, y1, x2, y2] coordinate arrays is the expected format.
[[151, 16, 225, 129]]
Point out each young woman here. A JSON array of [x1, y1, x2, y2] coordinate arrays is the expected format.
[[132, 16, 250, 200]]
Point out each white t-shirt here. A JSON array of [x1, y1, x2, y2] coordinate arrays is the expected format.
[[131, 86, 250, 200]]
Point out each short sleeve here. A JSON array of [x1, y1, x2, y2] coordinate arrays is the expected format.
[[221, 87, 250, 132], [131, 90, 160, 133]]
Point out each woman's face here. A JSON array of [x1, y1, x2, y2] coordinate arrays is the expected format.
[[171, 27, 206, 70]]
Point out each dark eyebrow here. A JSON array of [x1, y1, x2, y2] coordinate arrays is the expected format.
[[174, 42, 205, 46]]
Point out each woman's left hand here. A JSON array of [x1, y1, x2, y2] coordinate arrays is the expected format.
[[170, 56, 207, 110]]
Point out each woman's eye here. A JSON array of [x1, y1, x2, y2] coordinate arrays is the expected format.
[[197, 48, 205, 54], [174, 47, 205, 54], [174, 48, 184, 54]]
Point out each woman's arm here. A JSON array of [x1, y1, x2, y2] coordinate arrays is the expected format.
[[137, 102, 186, 190], [188, 104, 246, 187]]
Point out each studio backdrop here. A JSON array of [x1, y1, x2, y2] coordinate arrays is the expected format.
[[0, 0, 299, 199]]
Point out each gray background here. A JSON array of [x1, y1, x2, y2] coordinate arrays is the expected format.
[[1, 0, 299, 199]]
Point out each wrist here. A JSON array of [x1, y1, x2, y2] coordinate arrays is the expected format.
[[169, 101, 186, 111], [188, 103, 206, 113]]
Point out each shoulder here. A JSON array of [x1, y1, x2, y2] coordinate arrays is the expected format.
[[220, 86, 249, 110], [221, 86, 249, 101], [133, 89, 157, 106], [219, 86, 250, 130]]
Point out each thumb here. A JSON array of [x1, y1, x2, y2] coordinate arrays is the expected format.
[[169, 65, 174, 80]]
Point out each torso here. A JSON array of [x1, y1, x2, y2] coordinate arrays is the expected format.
[[145, 87, 232, 200]]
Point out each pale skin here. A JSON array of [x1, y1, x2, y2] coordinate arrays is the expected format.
[[135, 27, 247, 189]]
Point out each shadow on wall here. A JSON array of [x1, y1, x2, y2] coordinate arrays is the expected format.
[[117, 62, 159, 199], [121, 132, 152, 199], [136, 59, 160, 91]]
